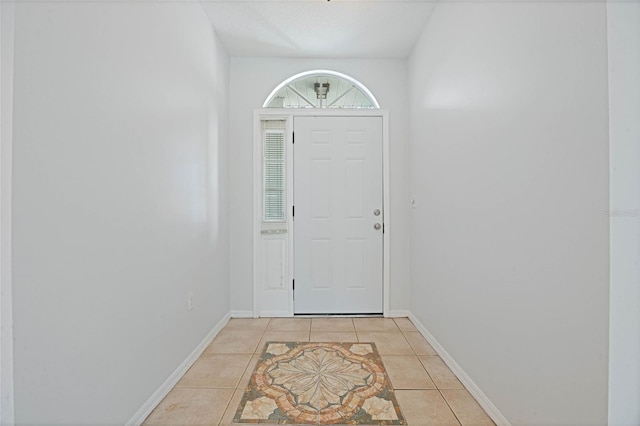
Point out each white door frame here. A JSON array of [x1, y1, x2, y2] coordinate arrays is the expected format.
[[252, 108, 390, 317]]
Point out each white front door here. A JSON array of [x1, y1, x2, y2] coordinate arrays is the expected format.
[[293, 116, 383, 314]]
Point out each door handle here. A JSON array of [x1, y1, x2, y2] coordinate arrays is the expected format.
[[374, 223, 381, 230]]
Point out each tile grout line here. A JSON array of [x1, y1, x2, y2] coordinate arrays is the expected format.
[[216, 388, 236, 426], [415, 354, 440, 392], [438, 388, 465, 426]]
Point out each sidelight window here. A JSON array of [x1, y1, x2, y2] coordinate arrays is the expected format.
[[262, 120, 287, 222]]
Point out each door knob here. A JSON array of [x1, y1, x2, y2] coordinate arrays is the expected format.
[[373, 209, 381, 216], [374, 223, 381, 230]]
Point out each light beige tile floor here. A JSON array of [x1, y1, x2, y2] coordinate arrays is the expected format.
[[143, 317, 495, 426]]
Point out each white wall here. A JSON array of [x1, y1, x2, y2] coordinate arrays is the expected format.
[[608, 2, 640, 424], [0, 2, 15, 423], [408, 3, 609, 424], [11, 2, 229, 423], [229, 58, 410, 315]]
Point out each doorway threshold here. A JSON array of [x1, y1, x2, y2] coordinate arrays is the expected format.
[[294, 313, 383, 318]]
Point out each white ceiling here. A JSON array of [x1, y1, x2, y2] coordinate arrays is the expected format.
[[199, 1, 437, 58]]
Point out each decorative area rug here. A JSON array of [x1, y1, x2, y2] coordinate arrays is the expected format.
[[233, 342, 406, 425]]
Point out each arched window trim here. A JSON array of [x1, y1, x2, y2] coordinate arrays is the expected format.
[[262, 69, 380, 109]]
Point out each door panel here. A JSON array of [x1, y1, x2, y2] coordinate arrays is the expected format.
[[294, 116, 383, 314]]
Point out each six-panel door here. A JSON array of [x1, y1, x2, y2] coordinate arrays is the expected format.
[[293, 116, 383, 314]]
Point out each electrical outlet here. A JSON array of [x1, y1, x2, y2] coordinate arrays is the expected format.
[[187, 291, 194, 311]]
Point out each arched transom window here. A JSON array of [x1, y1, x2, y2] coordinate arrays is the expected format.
[[263, 70, 380, 109]]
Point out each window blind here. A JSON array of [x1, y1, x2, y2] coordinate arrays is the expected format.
[[262, 121, 287, 222]]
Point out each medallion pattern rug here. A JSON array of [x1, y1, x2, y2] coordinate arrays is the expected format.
[[233, 341, 406, 425]]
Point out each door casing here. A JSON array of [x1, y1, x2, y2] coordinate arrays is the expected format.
[[252, 109, 390, 317]]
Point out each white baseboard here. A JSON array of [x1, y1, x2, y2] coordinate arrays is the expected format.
[[230, 310, 255, 318], [126, 312, 231, 426], [408, 312, 511, 426], [387, 310, 410, 318]]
